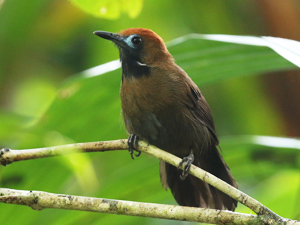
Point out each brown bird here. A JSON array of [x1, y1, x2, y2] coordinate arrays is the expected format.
[[94, 28, 238, 211]]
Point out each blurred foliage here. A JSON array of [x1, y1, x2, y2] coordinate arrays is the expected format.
[[0, 0, 300, 224], [69, 0, 143, 19]]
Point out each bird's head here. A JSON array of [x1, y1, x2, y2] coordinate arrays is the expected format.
[[94, 28, 173, 68]]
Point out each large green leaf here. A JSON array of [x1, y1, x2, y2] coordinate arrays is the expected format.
[[33, 34, 299, 145], [80, 34, 298, 86], [2, 35, 300, 225]]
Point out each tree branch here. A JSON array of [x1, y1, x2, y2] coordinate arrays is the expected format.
[[0, 188, 260, 225], [1, 140, 299, 224], [0, 140, 127, 165]]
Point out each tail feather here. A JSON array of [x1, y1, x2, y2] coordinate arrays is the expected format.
[[160, 146, 237, 211]]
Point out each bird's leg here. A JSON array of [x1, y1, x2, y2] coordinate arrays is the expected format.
[[127, 134, 141, 159], [178, 150, 194, 180]]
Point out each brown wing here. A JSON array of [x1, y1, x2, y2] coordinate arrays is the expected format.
[[183, 77, 219, 145]]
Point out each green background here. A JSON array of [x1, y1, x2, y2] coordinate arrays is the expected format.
[[1, 0, 300, 224]]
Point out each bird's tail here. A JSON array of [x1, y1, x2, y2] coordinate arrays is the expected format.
[[160, 146, 237, 211]]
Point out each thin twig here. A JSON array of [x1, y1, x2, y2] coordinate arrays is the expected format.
[[0, 140, 127, 165]]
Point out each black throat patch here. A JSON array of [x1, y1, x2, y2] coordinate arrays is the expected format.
[[121, 57, 150, 79], [118, 45, 151, 79]]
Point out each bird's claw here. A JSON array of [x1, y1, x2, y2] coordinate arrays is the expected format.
[[128, 134, 141, 159], [178, 150, 194, 180]]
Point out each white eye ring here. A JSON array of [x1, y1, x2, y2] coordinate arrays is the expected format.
[[125, 35, 142, 48]]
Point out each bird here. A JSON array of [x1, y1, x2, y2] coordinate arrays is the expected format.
[[94, 28, 238, 211]]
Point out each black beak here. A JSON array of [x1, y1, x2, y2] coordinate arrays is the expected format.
[[93, 31, 124, 46]]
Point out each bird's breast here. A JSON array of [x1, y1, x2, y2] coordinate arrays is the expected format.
[[120, 73, 201, 155], [120, 75, 169, 137]]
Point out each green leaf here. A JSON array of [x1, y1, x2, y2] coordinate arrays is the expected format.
[[81, 34, 297, 86], [33, 33, 300, 199], [197, 35, 300, 67], [3, 34, 300, 225], [168, 34, 298, 85], [69, 0, 143, 19]]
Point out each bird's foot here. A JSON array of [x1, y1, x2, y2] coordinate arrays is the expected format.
[[178, 150, 194, 180], [128, 134, 141, 159]]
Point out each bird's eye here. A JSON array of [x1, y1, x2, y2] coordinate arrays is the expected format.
[[131, 36, 142, 46]]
